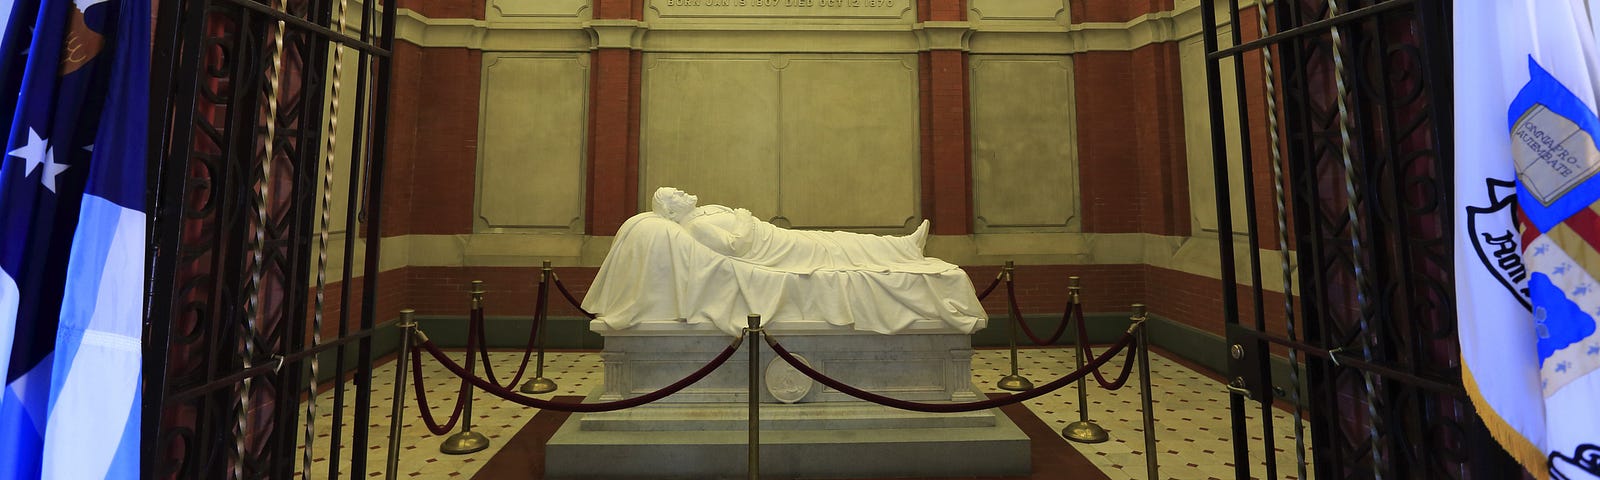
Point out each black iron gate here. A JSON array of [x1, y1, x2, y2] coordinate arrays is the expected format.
[[143, 0, 395, 475], [1201, 0, 1527, 478]]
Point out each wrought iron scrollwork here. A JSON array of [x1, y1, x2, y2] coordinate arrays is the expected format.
[[146, 0, 390, 476]]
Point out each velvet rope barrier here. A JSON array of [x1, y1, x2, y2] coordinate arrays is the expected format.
[[1072, 302, 1138, 390], [414, 332, 744, 413], [475, 277, 548, 389], [408, 312, 480, 435], [765, 330, 1137, 413], [975, 273, 1002, 301], [1006, 278, 1072, 346], [552, 274, 597, 319]]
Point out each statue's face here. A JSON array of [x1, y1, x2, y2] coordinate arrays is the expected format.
[[652, 187, 699, 221]]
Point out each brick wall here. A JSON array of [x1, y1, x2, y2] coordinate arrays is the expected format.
[[918, 0, 964, 21], [585, 48, 641, 236], [1131, 42, 1190, 237], [378, 42, 481, 238], [304, 268, 410, 339], [922, 49, 973, 235], [380, 40, 423, 237], [1074, 50, 1139, 233], [366, 0, 1297, 343], [410, 48, 481, 236], [397, 0, 484, 20]]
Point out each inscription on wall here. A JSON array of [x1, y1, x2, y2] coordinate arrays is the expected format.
[[650, 0, 908, 18]]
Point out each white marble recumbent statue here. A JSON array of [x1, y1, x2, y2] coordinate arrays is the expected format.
[[580, 187, 989, 336]]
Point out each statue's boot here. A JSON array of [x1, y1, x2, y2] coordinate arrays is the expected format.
[[910, 219, 930, 251]]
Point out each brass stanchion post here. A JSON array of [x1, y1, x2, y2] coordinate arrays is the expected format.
[[385, 309, 416, 479], [1062, 277, 1109, 443], [521, 261, 558, 394], [997, 261, 1033, 391], [747, 314, 761, 480], [441, 282, 490, 455], [1133, 304, 1158, 480]]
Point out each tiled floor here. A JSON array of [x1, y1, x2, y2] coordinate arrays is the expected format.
[[299, 347, 1314, 479]]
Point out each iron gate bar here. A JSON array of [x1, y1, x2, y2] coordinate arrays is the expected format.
[[144, 0, 397, 474], [329, 0, 380, 476], [142, 0, 212, 470], [1207, 0, 1414, 61], [1355, 15, 1443, 474], [163, 325, 383, 405], [1271, 0, 1348, 476], [348, 0, 398, 474], [214, 5, 270, 476], [215, 0, 390, 57], [1222, 0, 1281, 478], [1196, 1, 1253, 478], [1234, 328, 1463, 394], [277, 0, 337, 474], [1359, 1, 1417, 380]]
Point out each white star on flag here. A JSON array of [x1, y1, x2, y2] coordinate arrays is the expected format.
[[5, 128, 70, 192], [8, 127, 46, 176], [37, 147, 67, 192]]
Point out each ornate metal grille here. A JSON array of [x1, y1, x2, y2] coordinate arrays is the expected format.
[[144, 0, 396, 476], [1200, 0, 1528, 478]]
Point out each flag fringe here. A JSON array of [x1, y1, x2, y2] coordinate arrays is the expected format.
[[1461, 359, 1549, 480]]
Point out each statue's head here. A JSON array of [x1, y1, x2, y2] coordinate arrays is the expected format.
[[651, 187, 699, 222]]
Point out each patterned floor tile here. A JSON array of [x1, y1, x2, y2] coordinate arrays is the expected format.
[[299, 346, 1314, 479]]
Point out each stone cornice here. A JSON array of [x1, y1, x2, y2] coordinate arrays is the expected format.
[[390, 0, 1250, 53]]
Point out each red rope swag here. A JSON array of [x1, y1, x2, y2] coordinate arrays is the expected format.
[[475, 278, 549, 389], [764, 329, 1139, 413], [412, 333, 744, 413], [1007, 278, 1073, 346], [975, 274, 1002, 301], [552, 275, 597, 319], [1073, 302, 1138, 390], [410, 308, 484, 435]]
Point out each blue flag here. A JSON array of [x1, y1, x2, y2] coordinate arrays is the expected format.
[[0, 0, 148, 475]]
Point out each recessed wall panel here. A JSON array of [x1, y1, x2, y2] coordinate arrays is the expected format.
[[641, 56, 782, 218], [970, 55, 1079, 232], [489, 0, 589, 18], [1179, 29, 1248, 235], [778, 56, 919, 229], [477, 53, 589, 232], [318, 49, 365, 235], [968, 0, 1066, 21]]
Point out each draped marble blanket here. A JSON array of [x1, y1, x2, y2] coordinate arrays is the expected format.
[[582, 213, 989, 336]]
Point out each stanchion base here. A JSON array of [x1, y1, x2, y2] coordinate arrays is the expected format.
[[439, 430, 490, 455], [1061, 420, 1109, 444], [521, 377, 558, 394], [996, 374, 1033, 392]]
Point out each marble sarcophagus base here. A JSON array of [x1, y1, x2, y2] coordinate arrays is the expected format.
[[543, 318, 1031, 479]]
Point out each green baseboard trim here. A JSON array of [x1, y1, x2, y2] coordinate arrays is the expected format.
[[413, 316, 605, 350], [969, 313, 1130, 348]]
